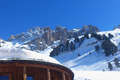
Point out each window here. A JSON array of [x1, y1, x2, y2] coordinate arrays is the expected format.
[[0, 76, 9, 80], [27, 76, 33, 80]]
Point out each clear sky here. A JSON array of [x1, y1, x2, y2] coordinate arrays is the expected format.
[[0, 0, 120, 39]]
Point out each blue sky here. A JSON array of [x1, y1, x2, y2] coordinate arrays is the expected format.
[[0, 0, 120, 39]]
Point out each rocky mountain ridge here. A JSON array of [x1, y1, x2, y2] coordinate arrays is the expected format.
[[0, 25, 120, 80], [1, 25, 119, 58], [50, 28, 120, 57], [8, 25, 99, 52]]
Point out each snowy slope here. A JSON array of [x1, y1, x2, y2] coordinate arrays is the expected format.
[[53, 29, 120, 80], [98, 28, 120, 47], [54, 37, 106, 70], [73, 71, 120, 80], [0, 28, 120, 80], [0, 40, 60, 64], [54, 29, 120, 70]]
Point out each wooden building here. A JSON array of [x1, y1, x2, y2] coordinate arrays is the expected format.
[[0, 47, 74, 80], [0, 60, 74, 80]]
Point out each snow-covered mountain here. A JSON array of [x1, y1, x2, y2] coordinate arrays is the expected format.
[[0, 26, 120, 80], [8, 25, 99, 52]]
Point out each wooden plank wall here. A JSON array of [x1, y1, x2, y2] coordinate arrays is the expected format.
[[0, 62, 73, 80]]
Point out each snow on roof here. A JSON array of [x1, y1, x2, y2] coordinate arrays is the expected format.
[[0, 47, 60, 65]]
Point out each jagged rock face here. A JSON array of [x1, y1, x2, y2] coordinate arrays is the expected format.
[[8, 27, 48, 51], [53, 26, 69, 43], [8, 25, 100, 51], [69, 28, 81, 38], [8, 33, 26, 42], [42, 27, 54, 45], [81, 25, 99, 34], [8, 26, 70, 51], [8, 27, 44, 42], [26, 38, 47, 50]]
